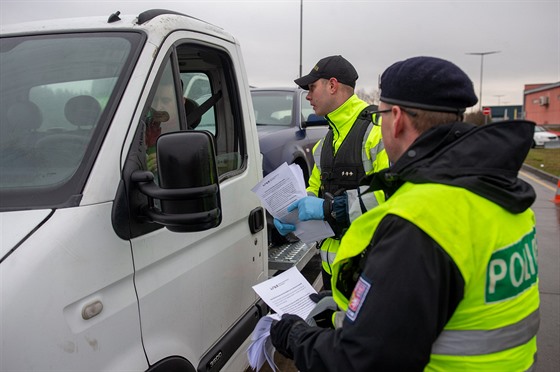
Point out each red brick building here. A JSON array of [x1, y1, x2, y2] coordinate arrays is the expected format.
[[523, 82, 560, 126]]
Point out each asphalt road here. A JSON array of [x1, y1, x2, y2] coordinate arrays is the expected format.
[[520, 170, 560, 372], [255, 169, 560, 372]]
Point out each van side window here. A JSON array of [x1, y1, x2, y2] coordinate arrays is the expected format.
[[141, 44, 245, 180], [176, 44, 245, 178], [144, 60, 182, 177], [181, 72, 214, 132]]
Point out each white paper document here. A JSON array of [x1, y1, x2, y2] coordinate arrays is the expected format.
[[247, 316, 277, 372], [247, 267, 318, 371], [251, 162, 334, 244], [253, 266, 318, 319]]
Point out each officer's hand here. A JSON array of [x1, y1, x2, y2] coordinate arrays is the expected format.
[[288, 196, 324, 221], [307, 291, 336, 328], [273, 218, 296, 236], [270, 314, 306, 359], [309, 290, 333, 303]]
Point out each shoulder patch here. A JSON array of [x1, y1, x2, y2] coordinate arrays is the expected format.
[[346, 275, 371, 322]]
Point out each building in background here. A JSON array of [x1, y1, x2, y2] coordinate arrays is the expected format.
[[523, 82, 560, 126], [485, 105, 523, 121]]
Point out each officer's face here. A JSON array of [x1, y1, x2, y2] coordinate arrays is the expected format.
[[306, 79, 333, 116]]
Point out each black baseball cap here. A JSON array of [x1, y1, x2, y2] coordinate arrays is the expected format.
[[295, 55, 358, 90]]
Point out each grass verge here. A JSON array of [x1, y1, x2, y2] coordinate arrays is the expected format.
[[524, 148, 560, 177]]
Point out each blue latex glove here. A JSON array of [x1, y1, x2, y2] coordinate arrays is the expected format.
[[288, 196, 325, 221], [273, 218, 296, 236]]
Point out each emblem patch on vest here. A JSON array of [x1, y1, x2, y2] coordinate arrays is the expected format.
[[486, 228, 538, 303], [346, 275, 371, 322]]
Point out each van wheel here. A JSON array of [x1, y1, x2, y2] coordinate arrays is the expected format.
[[147, 356, 196, 372]]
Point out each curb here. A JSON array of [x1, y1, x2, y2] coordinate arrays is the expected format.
[[521, 164, 560, 184]]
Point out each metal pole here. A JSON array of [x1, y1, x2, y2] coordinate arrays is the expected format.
[[466, 51, 500, 111], [479, 54, 484, 111], [299, 0, 303, 78]]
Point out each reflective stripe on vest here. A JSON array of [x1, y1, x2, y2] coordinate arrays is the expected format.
[[367, 136, 385, 171], [313, 138, 324, 172], [320, 248, 337, 266], [361, 123, 374, 173], [431, 309, 540, 356]]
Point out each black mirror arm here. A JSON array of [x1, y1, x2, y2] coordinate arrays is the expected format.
[[131, 170, 220, 225], [132, 171, 218, 200]]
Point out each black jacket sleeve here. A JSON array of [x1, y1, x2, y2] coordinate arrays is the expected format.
[[324, 193, 350, 230], [288, 214, 465, 372]]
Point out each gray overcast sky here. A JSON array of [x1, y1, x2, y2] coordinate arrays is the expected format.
[[1, 0, 559, 109]]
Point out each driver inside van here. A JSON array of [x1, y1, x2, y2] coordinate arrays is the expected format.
[[145, 74, 203, 174], [145, 76, 183, 174]]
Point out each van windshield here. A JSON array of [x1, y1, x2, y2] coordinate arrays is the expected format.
[[0, 32, 143, 210]]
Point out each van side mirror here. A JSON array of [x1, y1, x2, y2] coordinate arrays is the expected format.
[[132, 131, 222, 232]]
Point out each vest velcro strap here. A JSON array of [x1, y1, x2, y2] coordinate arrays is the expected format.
[[431, 309, 539, 356]]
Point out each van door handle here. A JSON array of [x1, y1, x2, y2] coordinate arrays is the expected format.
[[248, 207, 264, 234]]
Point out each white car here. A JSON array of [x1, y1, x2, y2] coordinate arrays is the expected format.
[[533, 126, 559, 147]]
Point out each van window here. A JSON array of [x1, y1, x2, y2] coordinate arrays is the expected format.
[[143, 59, 182, 179], [181, 72, 215, 134], [0, 32, 144, 210], [159, 43, 246, 180]]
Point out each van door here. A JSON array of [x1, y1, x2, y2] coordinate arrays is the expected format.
[[122, 35, 266, 369]]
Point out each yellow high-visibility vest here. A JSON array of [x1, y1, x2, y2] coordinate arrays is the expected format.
[[307, 95, 388, 275], [332, 182, 539, 371]]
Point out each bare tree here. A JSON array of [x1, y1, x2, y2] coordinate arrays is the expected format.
[[356, 88, 492, 126], [464, 111, 491, 126], [355, 87, 379, 105]]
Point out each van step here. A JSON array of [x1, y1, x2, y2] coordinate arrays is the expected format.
[[268, 241, 317, 271]]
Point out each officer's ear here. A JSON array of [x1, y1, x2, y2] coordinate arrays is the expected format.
[[392, 106, 421, 146], [328, 77, 339, 93], [391, 106, 408, 138]]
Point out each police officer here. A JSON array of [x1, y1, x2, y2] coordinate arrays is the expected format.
[[270, 56, 540, 371], [274, 55, 389, 290]]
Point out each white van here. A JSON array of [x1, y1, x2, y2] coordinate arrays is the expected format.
[[0, 9, 319, 371]]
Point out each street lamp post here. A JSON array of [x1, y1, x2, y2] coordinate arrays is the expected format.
[[299, 0, 303, 78], [466, 51, 500, 111]]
